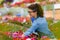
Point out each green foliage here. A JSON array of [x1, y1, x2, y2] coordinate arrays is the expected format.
[[0, 23, 20, 32], [0, 0, 4, 5], [47, 20, 60, 38], [49, 21, 60, 38], [0, 33, 12, 40], [9, 20, 31, 32]]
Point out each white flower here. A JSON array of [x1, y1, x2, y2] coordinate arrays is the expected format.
[[26, 38, 31, 40], [7, 23, 9, 25], [0, 21, 3, 23], [22, 19, 26, 23]]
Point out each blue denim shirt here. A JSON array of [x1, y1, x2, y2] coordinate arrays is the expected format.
[[24, 17, 51, 36]]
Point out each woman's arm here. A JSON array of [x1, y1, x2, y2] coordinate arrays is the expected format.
[[24, 22, 39, 36]]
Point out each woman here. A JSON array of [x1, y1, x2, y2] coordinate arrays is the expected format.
[[22, 3, 55, 39]]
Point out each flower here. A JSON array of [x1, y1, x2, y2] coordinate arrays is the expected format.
[[18, 17, 25, 23], [12, 32, 18, 38], [25, 17, 31, 22], [13, 17, 19, 21], [4, 32, 11, 36], [31, 38, 36, 40], [26, 38, 31, 40], [24, 0, 35, 3], [41, 36, 47, 39], [13, 16, 26, 23]]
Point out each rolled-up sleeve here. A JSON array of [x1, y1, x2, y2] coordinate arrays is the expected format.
[[24, 22, 39, 36]]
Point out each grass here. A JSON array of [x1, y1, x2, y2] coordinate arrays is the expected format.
[[47, 20, 60, 39], [0, 23, 21, 32]]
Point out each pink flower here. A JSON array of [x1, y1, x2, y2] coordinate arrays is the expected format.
[[41, 36, 47, 39], [12, 32, 18, 38], [31, 38, 36, 40]]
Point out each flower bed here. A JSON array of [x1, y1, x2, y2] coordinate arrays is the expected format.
[[0, 16, 60, 40], [0, 16, 37, 40]]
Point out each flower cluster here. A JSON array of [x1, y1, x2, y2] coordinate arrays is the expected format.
[[12, 30, 38, 40], [0, 15, 38, 40]]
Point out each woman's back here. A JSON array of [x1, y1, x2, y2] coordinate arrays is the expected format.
[[33, 17, 51, 34]]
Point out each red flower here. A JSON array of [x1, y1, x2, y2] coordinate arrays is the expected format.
[[15, 1, 24, 6], [4, 32, 11, 36], [11, 4, 16, 7], [13, 17, 19, 21], [25, 17, 31, 22], [15, 2, 20, 5], [13, 17, 26, 23], [19, 30, 23, 35], [18, 17, 25, 23], [24, 0, 35, 3], [13, 38, 19, 40]]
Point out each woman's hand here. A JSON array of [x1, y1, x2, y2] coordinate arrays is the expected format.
[[22, 34, 25, 38]]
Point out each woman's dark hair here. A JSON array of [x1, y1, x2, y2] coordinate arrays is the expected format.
[[28, 3, 44, 17]]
